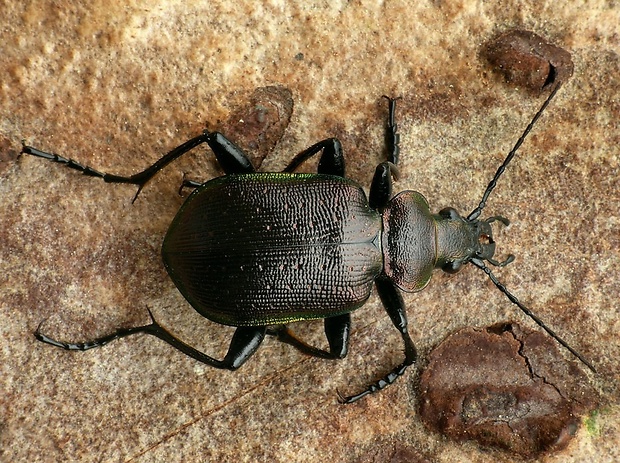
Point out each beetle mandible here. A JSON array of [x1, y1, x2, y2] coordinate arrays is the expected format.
[[23, 85, 594, 403]]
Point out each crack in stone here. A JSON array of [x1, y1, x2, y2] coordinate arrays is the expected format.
[[507, 326, 566, 399]]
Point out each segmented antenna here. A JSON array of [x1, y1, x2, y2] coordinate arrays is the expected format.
[[468, 84, 561, 221], [471, 258, 596, 372]]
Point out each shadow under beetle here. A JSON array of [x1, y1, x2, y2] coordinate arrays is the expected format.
[[23, 84, 594, 403]]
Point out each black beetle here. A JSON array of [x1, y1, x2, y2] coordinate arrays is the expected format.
[[23, 86, 594, 403]]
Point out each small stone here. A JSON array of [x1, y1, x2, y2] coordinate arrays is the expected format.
[[418, 323, 598, 458], [218, 85, 294, 169], [484, 30, 573, 92]]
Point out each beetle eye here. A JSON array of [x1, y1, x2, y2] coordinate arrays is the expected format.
[[439, 207, 460, 220], [442, 261, 462, 274]]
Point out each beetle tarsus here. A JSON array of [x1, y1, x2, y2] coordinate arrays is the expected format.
[[34, 315, 159, 351], [382, 95, 401, 164], [338, 361, 411, 404]]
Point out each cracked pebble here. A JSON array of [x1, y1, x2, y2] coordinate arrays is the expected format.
[[418, 323, 599, 458]]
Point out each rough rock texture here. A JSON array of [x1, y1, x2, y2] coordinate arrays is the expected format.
[[1, 2, 618, 462]]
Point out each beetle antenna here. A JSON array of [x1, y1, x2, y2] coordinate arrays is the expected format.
[[468, 84, 562, 221], [471, 257, 596, 372]]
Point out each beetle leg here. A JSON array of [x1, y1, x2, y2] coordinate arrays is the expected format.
[[22, 134, 208, 202], [323, 313, 351, 358], [316, 139, 345, 177], [138, 311, 266, 370], [269, 326, 333, 359], [368, 96, 402, 210], [177, 130, 261, 194], [205, 131, 255, 175], [339, 278, 417, 403], [268, 314, 351, 359], [369, 161, 398, 210], [21, 130, 254, 202], [143, 321, 266, 370], [382, 96, 401, 165], [218, 326, 268, 369], [34, 316, 160, 351], [282, 138, 345, 177], [304, 313, 352, 358], [177, 174, 203, 195], [35, 308, 266, 370]]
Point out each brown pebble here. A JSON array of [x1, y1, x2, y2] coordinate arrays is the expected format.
[[484, 30, 573, 92], [217, 85, 293, 169], [418, 323, 598, 457]]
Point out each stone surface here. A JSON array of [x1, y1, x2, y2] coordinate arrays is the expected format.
[[1, 1, 618, 462]]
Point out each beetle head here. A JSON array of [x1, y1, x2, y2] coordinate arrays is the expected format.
[[436, 208, 514, 274]]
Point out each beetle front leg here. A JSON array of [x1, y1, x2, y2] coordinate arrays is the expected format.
[[368, 96, 401, 210], [383, 96, 401, 165], [339, 278, 417, 404], [283, 138, 345, 177]]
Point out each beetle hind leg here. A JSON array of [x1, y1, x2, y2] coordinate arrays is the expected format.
[[22, 130, 255, 202], [144, 319, 267, 370], [144, 310, 267, 370], [269, 313, 351, 359], [36, 308, 267, 370], [22, 134, 213, 202]]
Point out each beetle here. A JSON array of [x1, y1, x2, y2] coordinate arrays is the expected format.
[[22, 85, 594, 403]]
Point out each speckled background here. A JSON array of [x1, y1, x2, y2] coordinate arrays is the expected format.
[[1, 1, 618, 462]]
